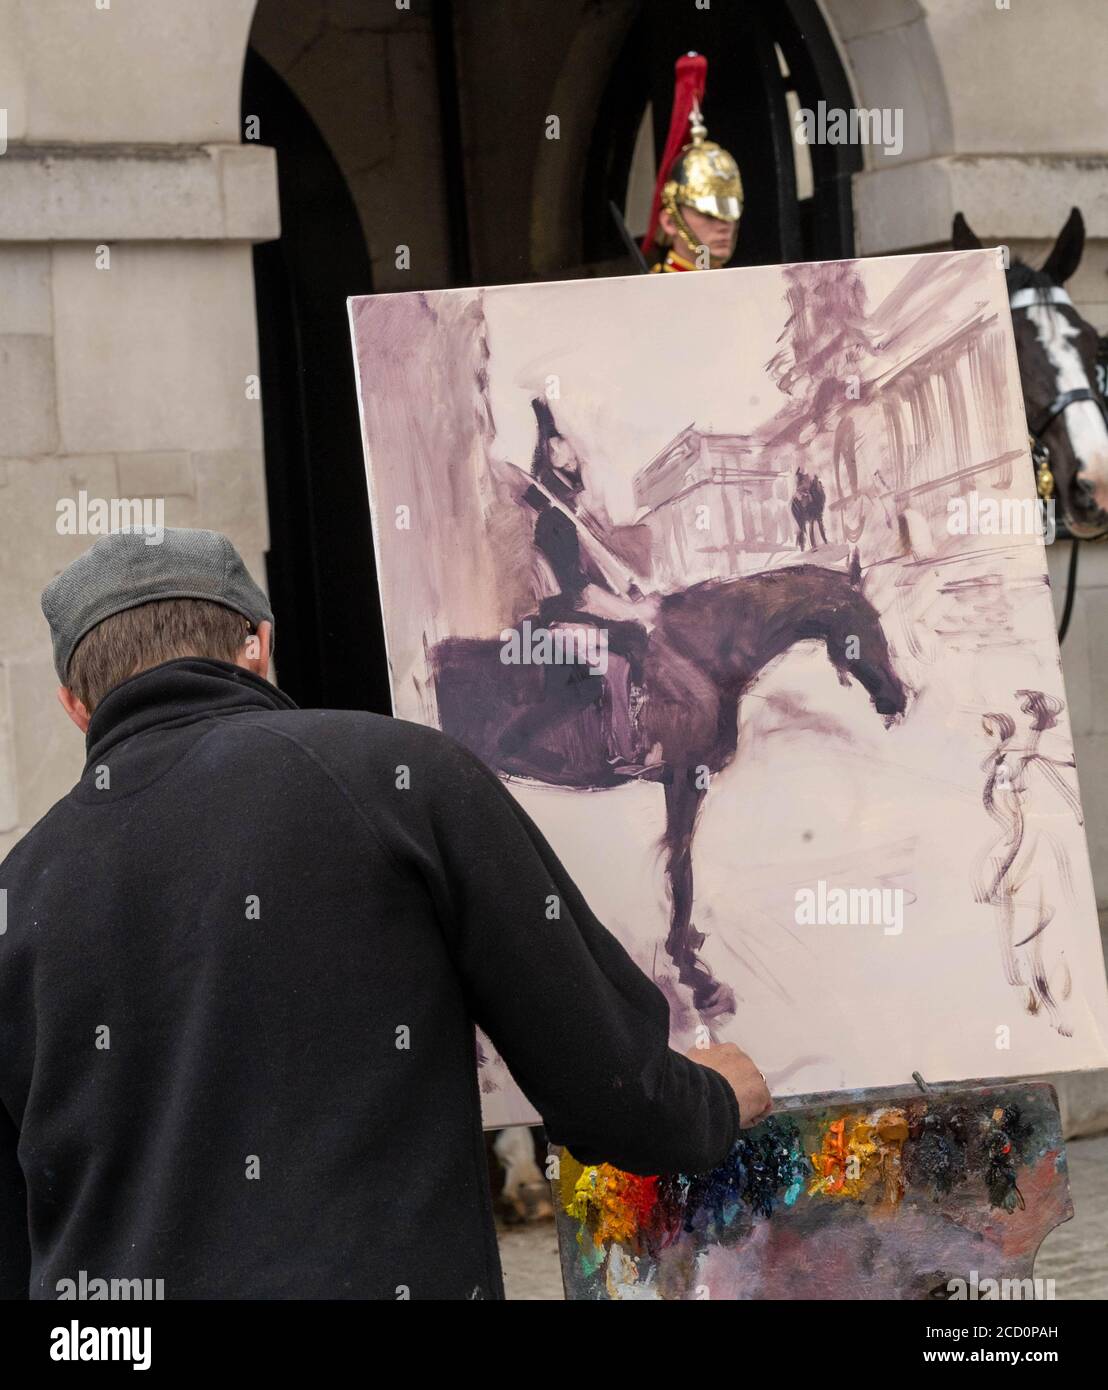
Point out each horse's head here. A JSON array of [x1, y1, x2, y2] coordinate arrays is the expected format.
[[824, 553, 908, 725], [953, 208, 1108, 538]]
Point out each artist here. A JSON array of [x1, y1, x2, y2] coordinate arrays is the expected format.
[[0, 528, 771, 1300]]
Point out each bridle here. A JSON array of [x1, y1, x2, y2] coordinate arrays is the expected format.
[[1009, 285, 1108, 517], [1008, 283, 1108, 638]]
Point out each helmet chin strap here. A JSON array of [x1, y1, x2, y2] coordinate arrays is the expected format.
[[664, 201, 732, 266], [666, 203, 703, 258]]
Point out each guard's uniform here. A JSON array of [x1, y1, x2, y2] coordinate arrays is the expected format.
[[651, 249, 699, 274]]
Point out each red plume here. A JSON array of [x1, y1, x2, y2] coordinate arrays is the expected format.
[[641, 52, 708, 255]]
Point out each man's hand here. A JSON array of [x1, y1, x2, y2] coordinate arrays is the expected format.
[[685, 1042, 772, 1129]]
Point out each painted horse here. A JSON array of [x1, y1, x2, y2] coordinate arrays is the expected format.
[[432, 555, 907, 1018], [953, 207, 1108, 539]]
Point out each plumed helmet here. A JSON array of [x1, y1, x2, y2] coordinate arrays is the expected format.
[[661, 113, 743, 228], [642, 53, 743, 255]]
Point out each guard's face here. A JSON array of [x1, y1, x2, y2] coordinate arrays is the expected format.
[[679, 205, 739, 264], [549, 436, 582, 478]]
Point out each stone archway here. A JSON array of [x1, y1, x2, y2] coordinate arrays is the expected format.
[[247, 0, 453, 292], [821, 0, 1108, 276]]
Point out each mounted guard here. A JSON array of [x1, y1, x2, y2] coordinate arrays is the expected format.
[[643, 52, 743, 273]]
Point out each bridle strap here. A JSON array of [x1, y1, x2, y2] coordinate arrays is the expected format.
[[1009, 285, 1108, 436], [1029, 387, 1108, 438], [1009, 285, 1108, 536], [1009, 286, 1073, 311]]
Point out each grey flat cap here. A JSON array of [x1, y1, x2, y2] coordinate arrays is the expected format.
[[42, 528, 274, 682]]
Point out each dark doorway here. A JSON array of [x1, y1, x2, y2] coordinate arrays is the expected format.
[[585, 0, 860, 268], [242, 3, 858, 716], [242, 47, 391, 714]]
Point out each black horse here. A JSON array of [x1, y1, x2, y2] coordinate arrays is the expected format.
[[953, 207, 1108, 539], [432, 556, 907, 1018]]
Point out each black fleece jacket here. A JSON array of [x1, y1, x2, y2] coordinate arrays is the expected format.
[[0, 659, 738, 1300]]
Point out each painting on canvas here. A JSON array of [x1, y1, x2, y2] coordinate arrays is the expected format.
[[349, 250, 1108, 1128]]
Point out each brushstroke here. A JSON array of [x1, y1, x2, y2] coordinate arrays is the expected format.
[[973, 690, 1083, 1034]]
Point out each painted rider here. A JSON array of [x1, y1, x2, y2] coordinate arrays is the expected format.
[[511, 398, 651, 775], [501, 57, 743, 778], [643, 52, 743, 274], [524, 398, 592, 617]]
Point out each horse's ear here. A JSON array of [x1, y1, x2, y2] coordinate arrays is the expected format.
[[848, 550, 863, 588], [1041, 207, 1085, 286], [952, 212, 982, 251]]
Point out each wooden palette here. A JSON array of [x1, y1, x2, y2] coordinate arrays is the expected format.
[[553, 1081, 1072, 1300]]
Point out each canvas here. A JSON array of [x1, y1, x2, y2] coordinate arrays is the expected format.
[[349, 250, 1108, 1129]]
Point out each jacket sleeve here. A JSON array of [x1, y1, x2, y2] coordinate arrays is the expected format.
[[0, 1100, 29, 1299], [390, 730, 740, 1176]]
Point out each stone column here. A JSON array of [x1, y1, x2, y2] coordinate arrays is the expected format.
[[827, 0, 1108, 298], [0, 0, 277, 854]]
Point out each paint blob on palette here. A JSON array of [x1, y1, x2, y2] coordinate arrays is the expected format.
[[554, 1082, 1071, 1300]]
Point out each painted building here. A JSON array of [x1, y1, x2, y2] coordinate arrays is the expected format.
[[758, 254, 1023, 570], [633, 425, 798, 584]]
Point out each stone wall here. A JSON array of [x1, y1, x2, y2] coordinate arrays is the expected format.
[[0, 0, 278, 858]]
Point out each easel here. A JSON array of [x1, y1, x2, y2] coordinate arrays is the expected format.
[[551, 1076, 1072, 1300]]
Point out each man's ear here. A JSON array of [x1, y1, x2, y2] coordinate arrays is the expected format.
[[239, 620, 272, 679], [58, 686, 91, 735]]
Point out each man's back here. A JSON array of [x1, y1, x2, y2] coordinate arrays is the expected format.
[[1, 659, 509, 1298], [0, 658, 739, 1299]]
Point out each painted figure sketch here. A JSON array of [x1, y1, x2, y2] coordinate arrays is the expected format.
[[349, 250, 1108, 1129]]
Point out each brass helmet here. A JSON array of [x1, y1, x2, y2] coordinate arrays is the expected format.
[[643, 53, 743, 258], [660, 100, 743, 250]]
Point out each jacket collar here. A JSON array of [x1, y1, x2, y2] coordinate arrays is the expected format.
[[84, 658, 298, 770]]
